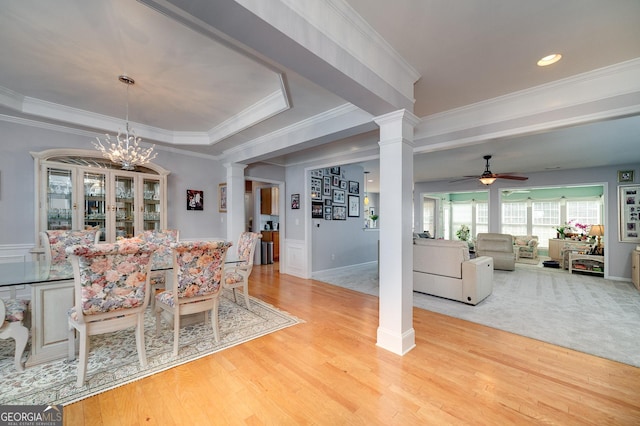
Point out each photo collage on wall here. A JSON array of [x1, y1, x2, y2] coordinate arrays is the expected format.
[[620, 184, 640, 242], [310, 167, 360, 220]]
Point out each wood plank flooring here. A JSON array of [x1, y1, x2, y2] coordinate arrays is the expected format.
[[64, 264, 640, 425]]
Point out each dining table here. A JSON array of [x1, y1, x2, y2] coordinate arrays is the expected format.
[[0, 259, 172, 367]]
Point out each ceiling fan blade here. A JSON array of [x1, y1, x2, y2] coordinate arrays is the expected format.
[[449, 176, 477, 183], [495, 174, 528, 181]]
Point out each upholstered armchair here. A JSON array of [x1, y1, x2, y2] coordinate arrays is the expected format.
[[475, 233, 516, 271], [41, 229, 101, 265], [513, 235, 539, 260], [66, 240, 154, 387], [224, 232, 262, 310], [0, 297, 29, 371], [155, 241, 232, 357], [137, 229, 179, 307]]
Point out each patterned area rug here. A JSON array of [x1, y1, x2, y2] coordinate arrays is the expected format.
[[0, 291, 303, 406]]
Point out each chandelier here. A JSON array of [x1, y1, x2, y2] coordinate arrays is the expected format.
[[93, 75, 156, 170]]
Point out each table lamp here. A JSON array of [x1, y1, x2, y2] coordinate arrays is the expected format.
[[588, 224, 604, 248]]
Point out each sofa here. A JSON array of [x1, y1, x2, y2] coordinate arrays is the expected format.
[[413, 239, 493, 305], [475, 233, 516, 271], [513, 235, 539, 260]]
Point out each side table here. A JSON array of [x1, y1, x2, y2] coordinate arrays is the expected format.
[[569, 253, 604, 276]]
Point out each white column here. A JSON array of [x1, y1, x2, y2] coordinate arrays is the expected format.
[[374, 109, 420, 355], [224, 162, 247, 257]]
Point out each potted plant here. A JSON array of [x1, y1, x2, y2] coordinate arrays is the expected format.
[[370, 214, 378, 227]]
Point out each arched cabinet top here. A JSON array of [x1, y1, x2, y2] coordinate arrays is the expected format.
[[31, 148, 170, 176]]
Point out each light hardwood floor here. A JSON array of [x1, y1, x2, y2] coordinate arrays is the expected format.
[[65, 264, 640, 425]]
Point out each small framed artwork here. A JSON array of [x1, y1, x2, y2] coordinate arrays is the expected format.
[[324, 199, 332, 206], [339, 180, 347, 190], [333, 205, 346, 220], [332, 189, 345, 204], [618, 170, 634, 183], [311, 201, 323, 218], [311, 177, 322, 200], [310, 169, 323, 178], [323, 176, 331, 196], [218, 184, 226, 212], [348, 195, 360, 217], [188, 189, 204, 211], [332, 176, 340, 187], [330, 166, 341, 175], [291, 193, 300, 209], [619, 184, 640, 242], [324, 206, 332, 220], [348, 181, 359, 194]]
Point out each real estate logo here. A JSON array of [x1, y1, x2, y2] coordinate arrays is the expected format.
[[0, 404, 62, 426]]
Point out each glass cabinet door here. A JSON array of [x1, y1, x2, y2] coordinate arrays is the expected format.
[[142, 178, 161, 231], [83, 171, 107, 241], [45, 167, 75, 230], [114, 175, 136, 239]]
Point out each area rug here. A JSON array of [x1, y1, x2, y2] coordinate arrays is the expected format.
[[313, 262, 640, 367], [0, 291, 303, 406]]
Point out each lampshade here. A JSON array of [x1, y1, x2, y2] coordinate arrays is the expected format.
[[588, 225, 604, 237], [479, 176, 497, 185]]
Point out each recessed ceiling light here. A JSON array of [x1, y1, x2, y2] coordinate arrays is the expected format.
[[537, 53, 562, 67]]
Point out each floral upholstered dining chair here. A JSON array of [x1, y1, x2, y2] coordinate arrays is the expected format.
[[66, 240, 154, 387], [224, 232, 262, 310], [155, 240, 232, 357], [137, 229, 179, 306], [0, 297, 29, 371], [41, 229, 101, 265]]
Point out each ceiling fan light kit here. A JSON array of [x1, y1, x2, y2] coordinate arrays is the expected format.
[[474, 155, 528, 185]]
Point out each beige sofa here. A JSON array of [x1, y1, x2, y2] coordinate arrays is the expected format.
[[413, 239, 494, 305], [475, 233, 516, 271]]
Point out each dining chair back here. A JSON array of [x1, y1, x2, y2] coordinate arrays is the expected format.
[[224, 232, 262, 310], [0, 297, 29, 371], [41, 229, 101, 265], [155, 240, 232, 357], [138, 229, 180, 307], [66, 240, 154, 387]]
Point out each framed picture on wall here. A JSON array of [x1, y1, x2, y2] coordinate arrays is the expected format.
[[332, 189, 345, 204], [330, 166, 341, 175], [619, 184, 640, 242], [339, 180, 347, 190], [323, 176, 331, 196], [188, 189, 204, 211], [311, 177, 322, 200], [324, 206, 332, 220], [291, 193, 300, 209], [333, 205, 346, 220], [218, 184, 227, 212], [348, 181, 359, 194], [618, 170, 635, 183], [348, 195, 360, 217], [332, 176, 340, 187], [311, 201, 323, 218]]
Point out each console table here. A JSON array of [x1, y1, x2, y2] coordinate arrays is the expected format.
[[569, 253, 604, 276]]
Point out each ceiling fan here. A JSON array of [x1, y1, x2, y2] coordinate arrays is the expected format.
[[467, 155, 528, 185]]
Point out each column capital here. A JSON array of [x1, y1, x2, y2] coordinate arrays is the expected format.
[[374, 109, 421, 142]]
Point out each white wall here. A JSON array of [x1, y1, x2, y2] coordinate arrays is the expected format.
[[414, 164, 639, 280]]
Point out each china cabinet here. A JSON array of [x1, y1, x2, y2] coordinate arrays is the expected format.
[[32, 149, 169, 244]]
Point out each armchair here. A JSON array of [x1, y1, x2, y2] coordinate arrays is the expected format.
[[66, 240, 154, 386], [513, 235, 539, 260], [41, 229, 101, 265], [224, 232, 262, 310], [0, 297, 29, 371], [155, 241, 232, 357], [475, 233, 516, 271]]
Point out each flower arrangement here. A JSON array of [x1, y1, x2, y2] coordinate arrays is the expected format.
[[456, 224, 470, 241]]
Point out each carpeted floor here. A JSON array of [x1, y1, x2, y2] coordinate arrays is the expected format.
[[313, 261, 640, 367], [0, 290, 303, 405]]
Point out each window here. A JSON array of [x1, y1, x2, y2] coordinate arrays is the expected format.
[[422, 197, 436, 235], [451, 204, 472, 240], [532, 201, 560, 243], [501, 202, 527, 235], [476, 202, 488, 235], [567, 201, 601, 229]]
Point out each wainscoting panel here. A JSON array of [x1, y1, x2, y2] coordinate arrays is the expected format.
[[283, 239, 308, 278]]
